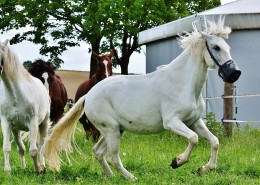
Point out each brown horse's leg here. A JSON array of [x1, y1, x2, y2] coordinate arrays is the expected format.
[[91, 124, 101, 142], [79, 113, 91, 141]]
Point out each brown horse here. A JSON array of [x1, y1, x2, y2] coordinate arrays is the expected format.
[[75, 50, 113, 142], [28, 59, 68, 125]]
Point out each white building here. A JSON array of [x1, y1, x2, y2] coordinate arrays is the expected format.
[[139, 0, 260, 127]]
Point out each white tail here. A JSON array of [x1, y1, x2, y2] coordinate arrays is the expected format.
[[42, 94, 86, 171]]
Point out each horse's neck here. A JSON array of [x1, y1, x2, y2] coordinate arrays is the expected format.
[[1, 73, 30, 104], [167, 49, 208, 98]]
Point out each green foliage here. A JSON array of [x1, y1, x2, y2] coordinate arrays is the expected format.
[[23, 60, 32, 69], [205, 112, 223, 137], [0, 0, 220, 71], [0, 125, 259, 184]]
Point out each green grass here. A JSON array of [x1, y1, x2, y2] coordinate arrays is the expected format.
[[0, 125, 259, 184]]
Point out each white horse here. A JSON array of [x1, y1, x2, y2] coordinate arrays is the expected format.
[[43, 19, 241, 180], [0, 40, 51, 174]]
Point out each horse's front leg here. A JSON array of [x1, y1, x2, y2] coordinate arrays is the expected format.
[[28, 119, 41, 174], [190, 118, 219, 174], [37, 116, 50, 174], [1, 119, 12, 174], [163, 118, 198, 168], [12, 130, 26, 169]]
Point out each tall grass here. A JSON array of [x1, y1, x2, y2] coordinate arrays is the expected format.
[[0, 123, 259, 184]]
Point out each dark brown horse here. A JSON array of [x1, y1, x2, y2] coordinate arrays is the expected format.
[[75, 50, 113, 142], [28, 59, 68, 125]]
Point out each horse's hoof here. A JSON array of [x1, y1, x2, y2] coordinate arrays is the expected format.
[[197, 167, 203, 176], [37, 165, 46, 175], [170, 158, 179, 169]]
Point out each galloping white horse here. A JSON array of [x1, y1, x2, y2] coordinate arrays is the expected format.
[[0, 40, 51, 174], [43, 19, 241, 180]]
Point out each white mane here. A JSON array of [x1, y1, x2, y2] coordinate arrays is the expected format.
[[0, 43, 30, 81], [178, 17, 231, 51]]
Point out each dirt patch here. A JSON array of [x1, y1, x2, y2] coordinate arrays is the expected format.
[[56, 70, 89, 100]]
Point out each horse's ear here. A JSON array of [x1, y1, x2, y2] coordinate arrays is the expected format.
[[92, 51, 101, 61], [109, 49, 114, 58], [201, 32, 212, 41], [3, 39, 9, 46]]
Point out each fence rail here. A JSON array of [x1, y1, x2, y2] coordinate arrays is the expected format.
[[204, 93, 260, 124], [204, 93, 260, 100]]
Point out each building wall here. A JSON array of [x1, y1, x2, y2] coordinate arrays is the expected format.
[[146, 29, 260, 127]]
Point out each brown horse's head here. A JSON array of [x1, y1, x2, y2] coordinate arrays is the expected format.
[[92, 49, 113, 81]]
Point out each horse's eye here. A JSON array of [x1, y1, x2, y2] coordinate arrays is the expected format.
[[213, 45, 220, 51]]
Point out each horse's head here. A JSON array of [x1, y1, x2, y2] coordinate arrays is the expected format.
[[28, 59, 47, 76], [45, 62, 56, 74], [29, 59, 55, 76], [202, 33, 241, 83], [92, 49, 113, 81]]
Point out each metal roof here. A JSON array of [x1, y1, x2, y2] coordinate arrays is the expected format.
[[201, 0, 260, 15], [139, 0, 260, 45]]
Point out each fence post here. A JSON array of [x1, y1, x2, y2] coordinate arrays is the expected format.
[[223, 82, 234, 137]]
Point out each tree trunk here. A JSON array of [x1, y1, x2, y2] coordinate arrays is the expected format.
[[120, 57, 129, 75], [89, 38, 101, 78], [223, 82, 234, 137]]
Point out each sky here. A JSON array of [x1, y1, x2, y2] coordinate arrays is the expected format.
[[0, 0, 235, 74], [0, 32, 146, 74]]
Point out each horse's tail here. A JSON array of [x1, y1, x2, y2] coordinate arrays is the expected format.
[[42, 94, 86, 171]]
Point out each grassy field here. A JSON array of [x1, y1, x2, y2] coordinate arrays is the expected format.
[[55, 70, 119, 100], [0, 71, 259, 184], [0, 124, 259, 184]]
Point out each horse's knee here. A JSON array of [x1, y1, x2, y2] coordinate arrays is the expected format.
[[211, 136, 219, 150], [3, 146, 11, 153], [29, 148, 38, 158], [189, 133, 198, 145]]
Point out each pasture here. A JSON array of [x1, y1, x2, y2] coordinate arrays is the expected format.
[[0, 123, 259, 184], [0, 71, 259, 184], [56, 70, 89, 100]]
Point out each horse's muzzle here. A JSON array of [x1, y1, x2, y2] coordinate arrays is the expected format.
[[218, 60, 241, 83]]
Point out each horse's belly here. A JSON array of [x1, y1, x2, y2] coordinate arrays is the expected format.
[[118, 116, 164, 134]]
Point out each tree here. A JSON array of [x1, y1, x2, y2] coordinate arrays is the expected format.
[[99, 0, 221, 74], [0, 0, 220, 75], [0, 0, 107, 77], [23, 60, 32, 69]]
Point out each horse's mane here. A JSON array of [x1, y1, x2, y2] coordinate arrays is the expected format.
[[178, 17, 231, 51], [29, 59, 55, 75], [0, 44, 30, 81]]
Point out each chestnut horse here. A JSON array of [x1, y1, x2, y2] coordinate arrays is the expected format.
[[75, 50, 113, 142], [28, 59, 68, 125]]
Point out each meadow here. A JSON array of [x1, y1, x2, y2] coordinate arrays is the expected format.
[[0, 71, 259, 184], [0, 122, 259, 185]]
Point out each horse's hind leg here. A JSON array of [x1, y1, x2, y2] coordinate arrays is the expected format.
[[1, 119, 12, 174], [12, 130, 26, 169], [190, 119, 219, 174], [93, 137, 114, 176], [104, 129, 136, 180]]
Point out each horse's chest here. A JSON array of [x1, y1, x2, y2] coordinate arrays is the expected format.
[[1, 102, 35, 131], [181, 102, 204, 124]]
